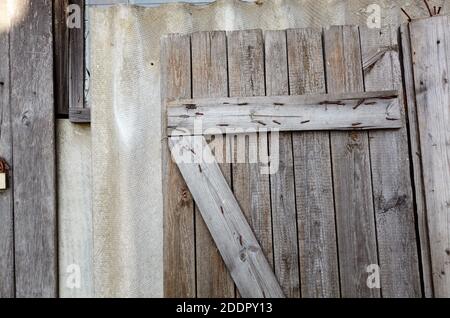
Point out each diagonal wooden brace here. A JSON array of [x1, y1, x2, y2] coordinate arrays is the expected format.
[[169, 135, 285, 298]]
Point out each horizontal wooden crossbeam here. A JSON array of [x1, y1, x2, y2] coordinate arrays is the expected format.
[[167, 90, 401, 136]]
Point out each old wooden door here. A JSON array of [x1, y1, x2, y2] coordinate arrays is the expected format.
[[161, 25, 423, 298]]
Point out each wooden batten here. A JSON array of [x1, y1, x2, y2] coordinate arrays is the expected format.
[[167, 91, 402, 136]]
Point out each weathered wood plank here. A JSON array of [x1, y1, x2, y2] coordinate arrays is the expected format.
[[288, 28, 340, 298], [410, 16, 450, 298], [191, 31, 235, 298], [10, 0, 57, 297], [265, 30, 300, 298], [161, 34, 196, 298], [324, 25, 380, 298], [69, 107, 90, 123], [168, 90, 398, 109], [227, 30, 273, 268], [360, 25, 421, 298], [54, 0, 69, 116], [167, 92, 402, 135], [69, 0, 85, 110], [169, 136, 284, 298], [0, 3, 14, 298], [400, 23, 433, 298]]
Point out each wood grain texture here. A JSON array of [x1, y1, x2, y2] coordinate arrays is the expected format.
[[167, 92, 402, 135], [10, 0, 57, 298], [400, 23, 433, 298], [54, 0, 69, 116], [0, 3, 14, 298], [288, 28, 340, 298], [191, 31, 235, 298], [69, 0, 85, 110], [410, 16, 450, 298], [161, 34, 196, 298], [265, 30, 300, 298], [169, 136, 284, 298], [324, 25, 380, 298], [69, 107, 90, 123], [227, 29, 273, 267], [360, 25, 421, 298]]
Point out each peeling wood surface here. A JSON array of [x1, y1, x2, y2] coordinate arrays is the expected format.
[[169, 135, 284, 298], [410, 15, 450, 298]]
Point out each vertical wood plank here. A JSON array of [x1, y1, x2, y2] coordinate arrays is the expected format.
[[324, 25, 380, 298], [68, 0, 85, 110], [227, 30, 273, 266], [0, 2, 15, 298], [360, 25, 421, 298], [410, 16, 450, 298], [10, 0, 57, 298], [265, 30, 300, 298], [400, 23, 434, 298], [54, 0, 69, 116], [191, 31, 235, 298], [161, 34, 196, 298], [287, 28, 340, 298]]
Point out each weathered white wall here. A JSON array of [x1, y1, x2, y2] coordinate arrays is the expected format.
[[58, 120, 93, 298], [58, 0, 448, 298]]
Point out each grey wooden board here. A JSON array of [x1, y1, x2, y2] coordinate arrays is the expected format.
[[69, 0, 86, 111], [0, 3, 15, 298], [69, 108, 91, 123], [227, 29, 274, 269], [191, 31, 235, 298], [324, 25, 380, 298], [169, 135, 284, 298], [167, 92, 402, 135], [361, 26, 421, 298], [10, 0, 57, 297], [400, 23, 433, 298], [54, 0, 69, 116], [161, 34, 196, 297], [288, 27, 340, 298], [410, 16, 450, 298], [265, 30, 300, 298]]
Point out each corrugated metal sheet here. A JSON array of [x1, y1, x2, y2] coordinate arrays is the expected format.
[[58, 0, 448, 298]]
